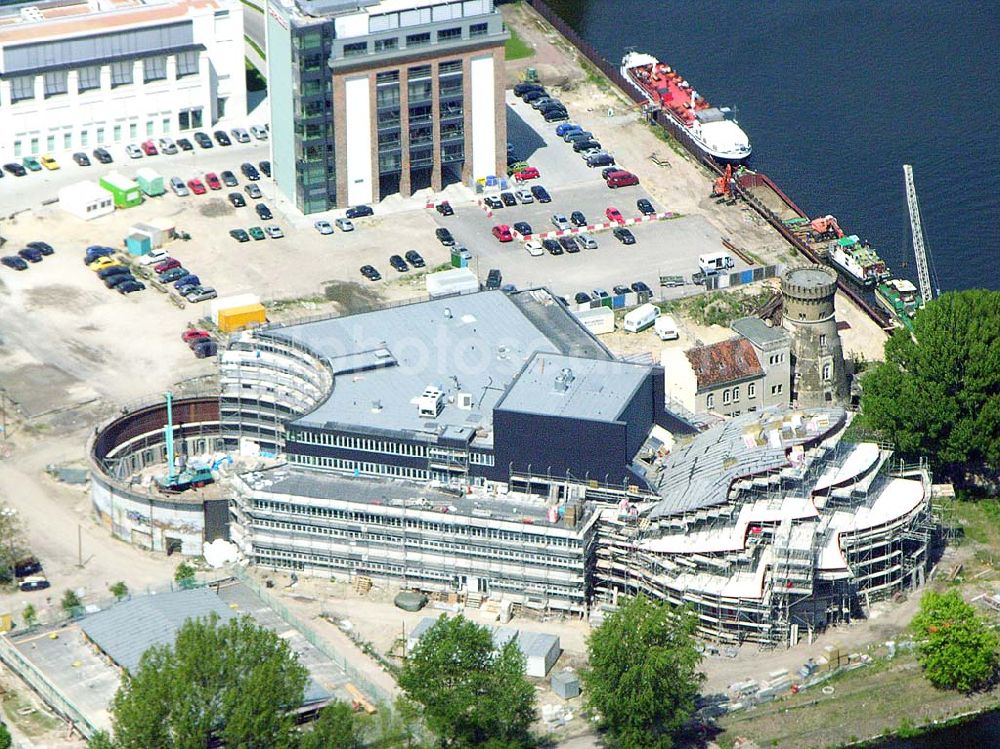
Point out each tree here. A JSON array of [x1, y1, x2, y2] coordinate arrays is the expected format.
[[398, 615, 536, 748], [300, 702, 363, 749], [87, 730, 115, 749], [0, 502, 26, 583], [110, 581, 129, 600], [61, 589, 82, 616], [912, 589, 999, 692], [22, 603, 37, 628], [582, 595, 704, 749], [173, 562, 195, 588], [0, 721, 11, 749], [861, 290, 1000, 480], [108, 613, 308, 749]]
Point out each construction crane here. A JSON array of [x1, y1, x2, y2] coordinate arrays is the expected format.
[[903, 164, 937, 305]]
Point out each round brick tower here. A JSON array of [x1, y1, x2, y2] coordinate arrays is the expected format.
[[781, 267, 848, 407]]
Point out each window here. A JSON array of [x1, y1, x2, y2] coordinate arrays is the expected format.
[[111, 61, 133, 87], [374, 38, 398, 53], [63, 132, 72, 149], [29, 137, 38, 154], [771, 384, 784, 395], [11, 75, 34, 102], [78, 65, 101, 93], [819, 334, 827, 347], [405, 32, 430, 47], [14, 140, 22, 157], [46, 135, 55, 151], [722, 389, 731, 404], [144, 56, 167, 82], [748, 383, 756, 398], [44, 70, 68, 97], [96, 126, 104, 143], [176, 50, 199, 77], [217, 97, 227, 118], [129, 122, 138, 138], [706, 393, 714, 409], [113, 125, 122, 142], [343, 41, 367, 57], [822, 363, 831, 380], [162, 117, 170, 133], [146, 120, 154, 136], [437, 27, 462, 42], [469, 22, 488, 37]]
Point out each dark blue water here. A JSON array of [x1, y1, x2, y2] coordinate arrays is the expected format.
[[544, 0, 1000, 292]]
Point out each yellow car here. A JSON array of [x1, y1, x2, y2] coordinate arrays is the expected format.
[[88, 256, 121, 271], [39, 154, 60, 170]]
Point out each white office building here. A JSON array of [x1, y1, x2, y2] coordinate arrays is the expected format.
[[0, 0, 246, 159]]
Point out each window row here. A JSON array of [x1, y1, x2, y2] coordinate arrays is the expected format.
[[290, 453, 429, 480], [707, 382, 757, 409], [290, 430, 428, 457]]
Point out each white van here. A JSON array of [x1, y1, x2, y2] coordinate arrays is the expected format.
[[623, 303, 660, 333], [654, 314, 679, 341], [698, 252, 735, 275]]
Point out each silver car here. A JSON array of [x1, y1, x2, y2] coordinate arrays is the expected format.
[[231, 127, 251, 143], [125, 144, 143, 159], [335, 217, 354, 232], [170, 176, 189, 197], [250, 125, 269, 140], [551, 214, 571, 230], [577, 232, 598, 249], [515, 188, 534, 204], [186, 286, 217, 303], [314, 220, 334, 235], [158, 137, 178, 154]]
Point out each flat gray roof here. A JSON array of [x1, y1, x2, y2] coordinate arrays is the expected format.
[[730, 316, 790, 347], [643, 407, 846, 518], [496, 353, 650, 423], [262, 291, 609, 444], [80, 588, 236, 673]]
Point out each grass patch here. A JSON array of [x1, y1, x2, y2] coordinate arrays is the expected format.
[[504, 26, 534, 60], [244, 34, 265, 60], [951, 498, 1000, 547], [1, 689, 60, 737], [671, 288, 775, 328]]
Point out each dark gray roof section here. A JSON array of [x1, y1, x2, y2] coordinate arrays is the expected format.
[[646, 407, 846, 518], [730, 317, 790, 348], [260, 291, 606, 441], [496, 353, 650, 423], [80, 588, 236, 672]]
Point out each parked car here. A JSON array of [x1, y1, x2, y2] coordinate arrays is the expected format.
[[360, 264, 381, 281], [158, 267, 188, 283], [231, 127, 251, 143], [551, 214, 571, 230], [248, 226, 266, 241], [555, 123, 582, 137], [346, 205, 373, 219], [26, 241, 54, 256], [3, 162, 27, 176], [173, 274, 200, 290], [265, 225, 284, 239], [1, 256, 28, 271], [186, 286, 218, 303], [524, 239, 544, 257], [499, 191, 517, 207], [192, 340, 218, 358], [205, 172, 222, 190], [255, 203, 273, 220], [22, 156, 42, 171], [176, 138, 194, 152], [125, 143, 144, 158], [531, 96, 557, 111], [631, 281, 652, 294], [19, 576, 50, 592], [574, 292, 593, 305], [606, 206, 624, 223], [530, 185, 551, 203], [521, 89, 547, 103], [577, 232, 598, 250], [228, 192, 246, 207], [137, 249, 168, 266], [258, 160, 271, 177], [193, 131, 213, 148], [572, 139, 601, 153], [244, 183, 262, 199], [106, 272, 136, 289], [606, 170, 640, 188], [542, 239, 563, 256], [13, 557, 43, 579], [93, 147, 113, 164], [586, 152, 615, 168], [314, 220, 334, 235], [404, 250, 425, 268], [435, 201, 454, 216], [140, 140, 158, 156], [542, 108, 569, 123], [213, 130, 231, 146], [513, 82, 545, 97], [72, 152, 91, 166], [18, 247, 43, 263], [229, 228, 250, 242], [88, 256, 121, 271], [562, 236, 583, 253], [97, 265, 132, 280], [602, 166, 621, 180], [158, 137, 178, 154], [565, 131, 594, 144], [117, 279, 146, 294], [613, 285, 632, 296], [335, 217, 354, 232], [220, 170, 238, 187], [170, 176, 190, 196], [389, 254, 409, 272], [485, 269, 502, 290], [512, 221, 532, 236], [435, 227, 455, 246], [182, 329, 211, 344], [85, 246, 115, 264], [592, 288, 610, 300], [513, 166, 540, 181], [154, 257, 181, 273], [187, 178, 206, 195], [637, 198, 655, 215], [492, 225, 513, 243], [250, 125, 269, 140], [241, 162, 260, 181], [613, 227, 636, 245], [515, 188, 534, 204], [484, 195, 503, 210]]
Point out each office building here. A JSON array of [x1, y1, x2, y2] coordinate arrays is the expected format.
[[0, 0, 246, 159], [265, 0, 508, 213]]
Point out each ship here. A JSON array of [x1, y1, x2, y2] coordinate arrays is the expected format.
[[875, 278, 922, 331], [620, 51, 751, 162], [827, 234, 889, 288]]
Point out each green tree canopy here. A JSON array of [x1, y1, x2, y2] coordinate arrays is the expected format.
[[912, 589, 999, 692], [173, 562, 196, 587], [107, 613, 308, 749], [398, 615, 536, 748], [861, 290, 1000, 480], [582, 595, 704, 749], [299, 702, 363, 749]]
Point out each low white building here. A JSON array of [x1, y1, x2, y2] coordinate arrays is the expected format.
[[0, 0, 246, 160], [58, 180, 114, 220]]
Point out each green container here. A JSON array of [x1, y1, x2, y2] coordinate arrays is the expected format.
[[99, 173, 142, 208]]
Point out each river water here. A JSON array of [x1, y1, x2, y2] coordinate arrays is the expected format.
[[543, 0, 1000, 292]]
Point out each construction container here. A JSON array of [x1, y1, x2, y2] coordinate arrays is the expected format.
[[128, 222, 165, 250], [125, 233, 152, 255], [450, 247, 472, 268], [135, 168, 165, 197], [211, 293, 261, 325], [573, 306, 614, 335], [551, 670, 580, 699], [426, 268, 478, 298], [149, 217, 175, 241], [99, 172, 142, 208], [217, 303, 267, 333], [58, 180, 114, 220]]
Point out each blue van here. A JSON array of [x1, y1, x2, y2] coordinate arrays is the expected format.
[[555, 123, 582, 137]]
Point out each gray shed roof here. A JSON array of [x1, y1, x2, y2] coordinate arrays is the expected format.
[[80, 588, 236, 672], [730, 317, 790, 348]]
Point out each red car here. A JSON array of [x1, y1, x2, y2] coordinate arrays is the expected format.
[[205, 172, 222, 190], [187, 178, 206, 195], [141, 140, 158, 156], [513, 166, 540, 181], [492, 224, 513, 243], [606, 206, 624, 224], [154, 257, 181, 273], [181, 329, 210, 344]]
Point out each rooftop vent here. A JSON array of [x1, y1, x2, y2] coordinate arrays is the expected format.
[[457, 392, 473, 410], [20, 6, 44, 22], [371, 400, 382, 413], [443, 307, 452, 319], [553, 367, 575, 393], [418, 386, 444, 418]]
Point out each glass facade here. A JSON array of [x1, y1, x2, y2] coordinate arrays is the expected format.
[[292, 26, 336, 213]]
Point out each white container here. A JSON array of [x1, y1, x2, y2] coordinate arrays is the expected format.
[[623, 303, 660, 333], [58, 181, 114, 220]]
